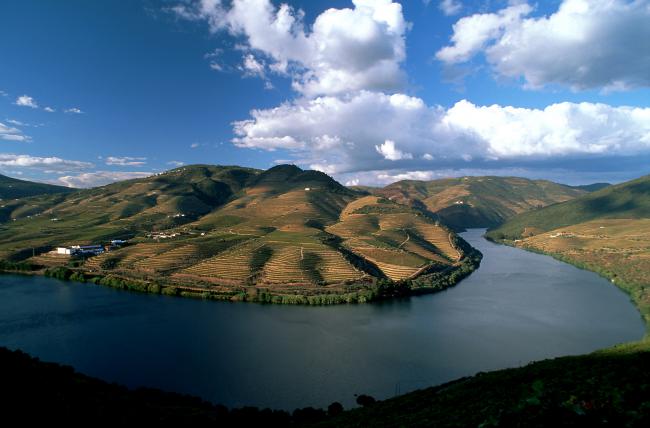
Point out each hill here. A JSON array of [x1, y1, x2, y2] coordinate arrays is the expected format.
[[487, 175, 650, 239], [0, 164, 480, 304], [0, 173, 73, 199], [487, 174, 650, 324], [4, 342, 650, 426], [375, 176, 588, 230]]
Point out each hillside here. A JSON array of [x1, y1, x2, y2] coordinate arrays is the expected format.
[[487, 174, 650, 324], [4, 343, 650, 426], [487, 175, 650, 239], [375, 176, 588, 230], [0, 173, 73, 199], [0, 164, 479, 304]]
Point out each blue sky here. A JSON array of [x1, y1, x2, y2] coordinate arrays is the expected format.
[[1, 0, 649, 187]]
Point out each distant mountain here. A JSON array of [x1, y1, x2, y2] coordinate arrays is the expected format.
[[0, 164, 478, 303], [375, 176, 586, 230], [0, 174, 73, 199], [570, 182, 611, 192]]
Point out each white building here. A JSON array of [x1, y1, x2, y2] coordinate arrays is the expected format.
[[57, 247, 72, 255]]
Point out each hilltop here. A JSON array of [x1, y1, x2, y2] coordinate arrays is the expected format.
[[487, 174, 650, 324], [374, 176, 590, 230], [0, 173, 73, 200], [0, 164, 479, 304]]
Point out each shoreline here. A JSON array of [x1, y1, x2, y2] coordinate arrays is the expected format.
[[484, 234, 650, 337], [0, 248, 482, 305]]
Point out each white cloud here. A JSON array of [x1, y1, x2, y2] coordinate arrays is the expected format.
[[173, 0, 408, 96], [65, 107, 83, 114], [190, 142, 200, 148], [44, 106, 56, 112], [439, 0, 462, 16], [57, 171, 153, 188], [15, 95, 38, 108], [232, 91, 650, 174], [375, 139, 412, 160], [5, 119, 25, 127], [167, 160, 185, 167], [0, 154, 92, 171], [0, 122, 31, 142], [105, 156, 147, 166], [241, 53, 266, 77], [436, 0, 650, 91], [0, 90, 7, 97]]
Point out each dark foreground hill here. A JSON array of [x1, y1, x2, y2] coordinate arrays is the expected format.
[[0, 173, 73, 199], [3, 344, 650, 427], [0, 164, 479, 304], [375, 176, 590, 230]]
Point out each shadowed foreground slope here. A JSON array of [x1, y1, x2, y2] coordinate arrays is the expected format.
[[3, 345, 650, 427]]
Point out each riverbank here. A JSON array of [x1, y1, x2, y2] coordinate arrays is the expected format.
[[484, 234, 650, 332], [2, 231, 647, 424], [0, 247, 482, 305]]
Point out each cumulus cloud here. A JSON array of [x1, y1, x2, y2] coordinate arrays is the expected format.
[[439, 0, 462, 16], [436, 0, 650, 91], [232, 91, 650, 174], [375, 139, 412, 160], [172, 0, 408, 96], [0, 154, 92, 171], [44, 106, 56, 113], [65, 107, 83, 114], [0, 122, 31, 142], [57, 171, 153, 188], [105, 156, 147, 166], [15, 95, 38, 108]]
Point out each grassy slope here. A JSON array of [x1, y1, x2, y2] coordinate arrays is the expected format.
[[376, 176, 588, 230], [0, 173, 74, 199], [487, 175, 650, 239], [0, 164, 478, 303]]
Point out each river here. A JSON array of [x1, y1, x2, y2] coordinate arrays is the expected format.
[[0, 229, 644, 409]]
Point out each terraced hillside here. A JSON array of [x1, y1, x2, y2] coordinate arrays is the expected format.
[[328, 196, 460, 281], [487, 174, 650, 324], [0, 164, 480, 304], [375, 176, 597, 230]]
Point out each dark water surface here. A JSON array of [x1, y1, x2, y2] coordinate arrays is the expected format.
[[0, 229, 644, 409]]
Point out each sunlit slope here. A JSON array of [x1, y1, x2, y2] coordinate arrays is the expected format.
[[376, 176, 591, 230], [0, 165, 260, 258], [327, 196, 460, 281], [487, 175, 650, 239], [0, 164, 477, 300]]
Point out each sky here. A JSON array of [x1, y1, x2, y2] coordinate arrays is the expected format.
[[1, 0, 649, 188]]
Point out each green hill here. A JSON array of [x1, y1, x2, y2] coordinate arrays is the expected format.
[[376, 176, 588, 230], [487, 175, 650, 240], [0, 173, 73, 199], [0, 164, 480, 304]]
